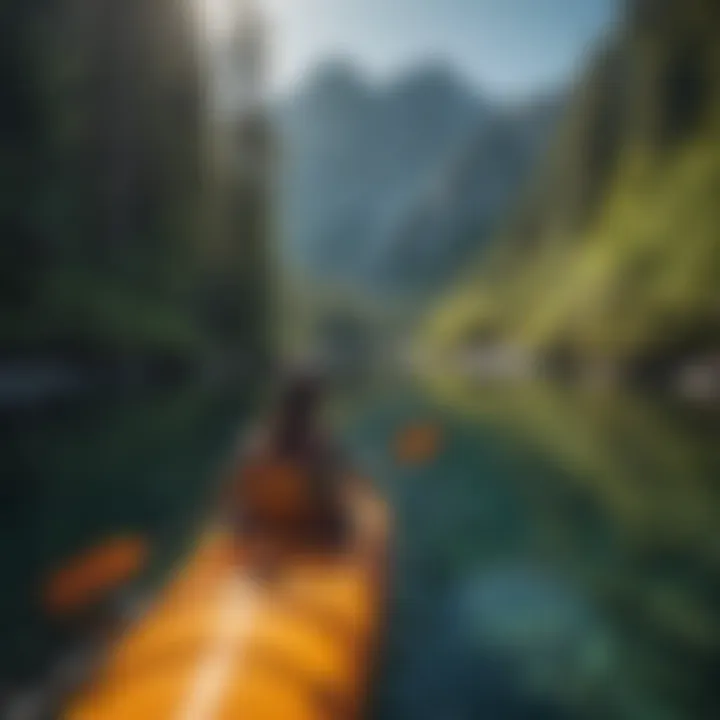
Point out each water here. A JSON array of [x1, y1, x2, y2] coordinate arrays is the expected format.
[[344, 377, 720, 720], [0, 387, 250, 687], [1, 377, 719, 719]]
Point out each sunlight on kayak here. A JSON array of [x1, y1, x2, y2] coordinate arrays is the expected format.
[[64, 511, 387, 720]]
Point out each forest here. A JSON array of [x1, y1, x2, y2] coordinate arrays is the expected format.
[[0, 0, 270, 386]]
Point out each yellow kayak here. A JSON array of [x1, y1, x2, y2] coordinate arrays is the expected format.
[[63, 489, 389, 720]]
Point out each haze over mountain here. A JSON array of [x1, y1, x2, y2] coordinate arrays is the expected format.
[[378, 92, 562, 295], [277, 59, 562, 295]]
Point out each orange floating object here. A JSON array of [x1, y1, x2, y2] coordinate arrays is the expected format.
[[62, 488, 389, 720], [44, 537, 149, 618], [393, 422, 444, 466]]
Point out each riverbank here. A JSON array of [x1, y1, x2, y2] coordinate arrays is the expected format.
[[0, 353, 268, 411], [409, 342, 720, 405]]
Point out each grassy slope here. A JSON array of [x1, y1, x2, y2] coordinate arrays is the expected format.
[[426, 2, 720, 371]]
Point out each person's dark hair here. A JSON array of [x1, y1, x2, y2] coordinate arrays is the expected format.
[[268, 365, 346, 546], [273, 367, 325, 455]]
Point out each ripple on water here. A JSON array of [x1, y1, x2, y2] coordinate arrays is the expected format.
[[457, 564, 614, 700]]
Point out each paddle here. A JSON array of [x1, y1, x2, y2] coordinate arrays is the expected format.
[[392, 422, 444, 466], [43, 536, 149, 619]]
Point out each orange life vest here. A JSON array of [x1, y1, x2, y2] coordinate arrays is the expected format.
[[233, 457, 316, 532]]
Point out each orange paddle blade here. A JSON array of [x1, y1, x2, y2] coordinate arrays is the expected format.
[[43, 536, 149, 618], [393, 423, 443, 466]]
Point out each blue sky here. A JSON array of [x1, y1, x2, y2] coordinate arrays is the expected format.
[[259, 0, 621, 100]]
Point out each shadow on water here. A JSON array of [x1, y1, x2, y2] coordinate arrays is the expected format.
[[0, 386, 252, 689], [344, 375, 720, 720]]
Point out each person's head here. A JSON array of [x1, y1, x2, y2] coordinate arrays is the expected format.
[[280, 368, 323, 417], [273, 364, 325, 453]]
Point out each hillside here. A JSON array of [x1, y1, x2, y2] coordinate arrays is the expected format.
[[427, 0, 720, 381]]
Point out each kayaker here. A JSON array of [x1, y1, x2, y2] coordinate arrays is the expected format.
[[224, 367, 349, 571]]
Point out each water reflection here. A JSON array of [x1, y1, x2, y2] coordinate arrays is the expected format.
[[458, 565, 613, 711], [348, 376, 720, 720]]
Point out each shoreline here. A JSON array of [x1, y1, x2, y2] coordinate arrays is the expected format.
[[408, 345, 720, 405]]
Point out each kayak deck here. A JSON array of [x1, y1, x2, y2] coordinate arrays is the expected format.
[[64, 498, 387, 720]]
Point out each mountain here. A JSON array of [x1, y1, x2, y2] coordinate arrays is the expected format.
[[277, 59, 562, 298], [276, 61, 492, 282], [375, 93, 563, 295], [427, 0, 720, 381]]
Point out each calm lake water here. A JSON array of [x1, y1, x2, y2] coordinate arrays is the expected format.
[[1, 376, 719, 719]]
